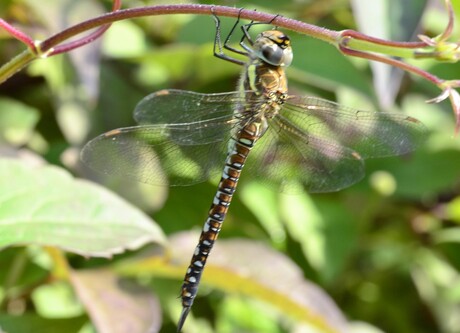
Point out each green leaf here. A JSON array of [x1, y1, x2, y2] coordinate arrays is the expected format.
[[290, 35, 374, 99], [348, 322, 386, 333], [102, 20, 147, 58], [32, 281, 84, 318], [0, 313, 86, 333], [217, 296, 283, 333], [239, 181, 286, 243], [411, 249, 460, 333], [0, 98, 39, 145], [433, 227, 460, 243], [0, 158, 166, 257], [446, 197, 460, 224], [280, 192, 356, 282], [70, 269, 161, 333], [366, 149, 460, 198]]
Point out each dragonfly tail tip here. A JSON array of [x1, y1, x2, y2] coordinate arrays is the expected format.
[[177, 306, 191, 332]]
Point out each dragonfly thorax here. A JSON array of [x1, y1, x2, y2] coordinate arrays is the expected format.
[[243, 58, 289, 99], [242, 31, 291, 99]]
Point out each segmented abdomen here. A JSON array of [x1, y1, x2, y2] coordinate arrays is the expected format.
[[180, 119, 266, 310]]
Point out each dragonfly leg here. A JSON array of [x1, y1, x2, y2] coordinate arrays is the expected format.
[[240, 13, 281, 53], [212, 9, 282, 64], [223, 8, 249, 55], [212, 7, 247, 65]]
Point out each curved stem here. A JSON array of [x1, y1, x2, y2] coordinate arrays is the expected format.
[[339, 44, 443, 85], [439, 0, 454, 41], [0, 19, 35, 51], [0, 50, 36, 82], [340, 29, 427, 49], [0, 3, 455, 94], [39, 4, 436, 55], [50, 0, 122, 56], [40, 5, 341, 52], [339, 30, 427, 59]]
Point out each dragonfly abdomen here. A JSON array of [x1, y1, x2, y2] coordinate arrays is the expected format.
[[179, 120, 266, 321]]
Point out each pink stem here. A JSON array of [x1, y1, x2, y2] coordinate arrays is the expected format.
[[340, 29, 427, 49], [339, 44, 444, 86], [0, 19, 35, 50], [50, 0, 122, 55], [39, 5, 341, 52]]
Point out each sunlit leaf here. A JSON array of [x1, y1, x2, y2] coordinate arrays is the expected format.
[[290, 35, 374, 98], [102, 20, 147, 58], [0, 97, 39, 145], [446, 197, 460, 223], [280, 192, 356, 282], [411, 249, 460, 333], [32, 281, 84, 317], [433, 227, 460, 243], [217, 296, 283, 333], [0, 158, 166, 257], [239, 181, 286, 243], [347, 321, 386, 333]]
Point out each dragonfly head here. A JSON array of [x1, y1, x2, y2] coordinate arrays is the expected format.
[[254, 30, 293, 67]]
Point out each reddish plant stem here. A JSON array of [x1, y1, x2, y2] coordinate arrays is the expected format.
[[0, 2, 455, 94], [340, 30, 427, 49], [0, 19, 35, 50], [39, 4, 437, 55], [339, 44, 444, 86], [0, 0, 122, 56], [38, 5, 337, 52], [50, 0, 122, 55], [440, 0, 454, 41]]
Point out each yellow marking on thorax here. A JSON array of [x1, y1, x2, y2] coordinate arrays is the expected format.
[[247, 64, 258, 92]]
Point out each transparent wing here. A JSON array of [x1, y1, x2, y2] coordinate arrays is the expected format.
[[81, 90, 427, 191], [134, 89, 245, 125], [244, 96, 426, 192], [81, 89, 246, 186], [246, 115, 365, 193], [283, 96, 427, 157], [81, 120, 233, 186]]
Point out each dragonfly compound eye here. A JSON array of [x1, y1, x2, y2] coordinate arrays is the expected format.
[[256, 31, 293, 67], [260, 43, 284, 65]]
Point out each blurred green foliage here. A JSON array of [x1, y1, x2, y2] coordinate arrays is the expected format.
[[1, 1, 460, 333]]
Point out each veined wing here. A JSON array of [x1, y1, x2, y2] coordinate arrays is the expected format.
[[134, 89, 246, 125], [244, 95, 426, 193], [81, 119, 234, 186], [283, 96, 427, 158], [246, 115, 365, 193], [81, 89, 251, 186]]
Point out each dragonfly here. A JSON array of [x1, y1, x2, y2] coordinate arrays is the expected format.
[[81, 10, 426, 332]]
